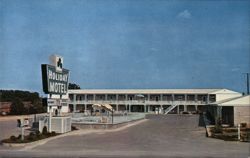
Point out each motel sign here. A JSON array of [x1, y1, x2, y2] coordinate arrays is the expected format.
[[41, 55, 70, 95]]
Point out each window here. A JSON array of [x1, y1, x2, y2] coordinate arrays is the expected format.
[[209, 95, 216, 102]]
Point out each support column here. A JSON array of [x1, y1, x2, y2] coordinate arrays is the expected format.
[[217, 106, 222, 118], [84, 94, 86, 101], [73, 94, 76, 112], [144, 105, 146, 113], [184, 94, 187, 102], [195, 105, 198, 111], [125, 94, 128, 112], [195, 94, 198, 102], [184, 105, 187, 112], [129, 105, 131, 112], [116, 104, 119, 111], [177, 105, 180, 114], [93, 94, 96, 101], [105, 94, 107, 101], [147, 94, 150, 112]]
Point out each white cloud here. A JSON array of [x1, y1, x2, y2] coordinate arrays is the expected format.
[[177, 10, 192, 19]]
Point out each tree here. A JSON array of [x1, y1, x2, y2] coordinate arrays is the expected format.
[[68, 83, 81, 89], [0, 90, 40, 102], [10, 98, 25, 115], [31, 99, 46, 114]]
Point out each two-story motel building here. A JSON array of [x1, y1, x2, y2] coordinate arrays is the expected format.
[[67, 89, 242, 114]]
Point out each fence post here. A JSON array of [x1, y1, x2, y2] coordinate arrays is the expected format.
[[238, 124, 241, 141]]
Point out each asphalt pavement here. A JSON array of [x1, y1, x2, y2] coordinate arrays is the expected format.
[[0, 114, 249, 158], [0, 119, 31, 141]]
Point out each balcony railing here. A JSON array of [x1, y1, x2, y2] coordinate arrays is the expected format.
[[69, 100, 208, 105]]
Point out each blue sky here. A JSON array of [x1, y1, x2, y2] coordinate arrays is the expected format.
[[0, 0, 249, 95]]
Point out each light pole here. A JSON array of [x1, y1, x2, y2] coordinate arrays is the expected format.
[[111, 107, 114, 124], [245, 73, 249, 95]]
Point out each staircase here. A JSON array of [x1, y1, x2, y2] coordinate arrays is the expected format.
[[164, 102, 179, 114]]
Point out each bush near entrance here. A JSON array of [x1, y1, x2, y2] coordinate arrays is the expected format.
[[1, 128, 59, 144], [1, 126, 78, 144], [210, 126, 250, 142]]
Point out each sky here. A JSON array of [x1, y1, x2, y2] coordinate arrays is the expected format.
[[0, 0, 249, 96]]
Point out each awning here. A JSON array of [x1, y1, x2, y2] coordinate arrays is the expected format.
[[92, 104, 103, 109], [102, 104, 114, 112], [92, 104, 114, 112]]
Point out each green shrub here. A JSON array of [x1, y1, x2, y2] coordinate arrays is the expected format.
[[71, 126, 78, 131], [212, 124, 222, 133], [10, 135, 16, 141], [35, 130, 42, 138], [46, 132, 52, 137], [27, 136, 34, 141], [51, 131, 56, 136], [40, 134, 46, 139], [35, 130, 40, 136], [42, 126, 48, 135], [27, 132, 37, 141], [223, 128, 237, 133], [241, 123, 247, 128], [29, 132, 35, 137]]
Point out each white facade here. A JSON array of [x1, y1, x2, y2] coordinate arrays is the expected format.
[[209, 89, 242, 102], [67, 88, 242, 114], [210, 95, 250, 126]]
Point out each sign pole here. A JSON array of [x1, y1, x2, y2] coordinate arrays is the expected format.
[[21, 118, 24, 141], [49, 105, 52, 133], [112, 108, 114, 124], [60, 95, 62, 116]]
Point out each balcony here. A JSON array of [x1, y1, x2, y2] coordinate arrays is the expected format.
[[69, 100, 207, 105]]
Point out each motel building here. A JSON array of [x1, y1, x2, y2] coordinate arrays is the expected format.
[[207, 95, 250, 126], [67, 88, 243, 115]]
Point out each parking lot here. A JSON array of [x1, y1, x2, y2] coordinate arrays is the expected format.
[[0, 114, 249, 158]]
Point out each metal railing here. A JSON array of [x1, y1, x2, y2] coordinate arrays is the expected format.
[[71, 113, 146, 124], [69, 100, 208, 105]]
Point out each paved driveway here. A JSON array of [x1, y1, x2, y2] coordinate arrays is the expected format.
[[0, 114, 249, 158], [0, 118, 31, 141]]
